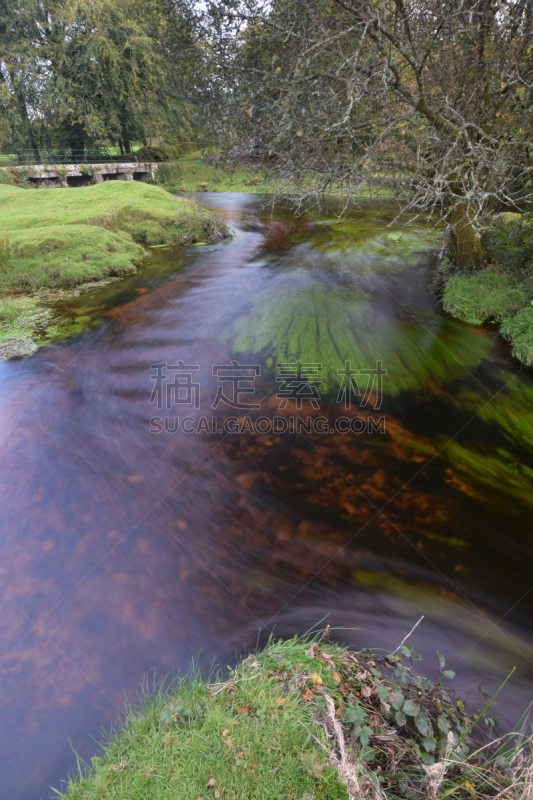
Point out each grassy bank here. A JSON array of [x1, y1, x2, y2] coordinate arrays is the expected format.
[[56, 633, 530, 800], [155, 152, 269, 194], [154, 154, 393, 198], [439, 213, 533, 365], [0, 180, 228, 350]]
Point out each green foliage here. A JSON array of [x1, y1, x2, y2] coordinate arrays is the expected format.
[[500, 307, 533, 366], [441, 212, 533, 368], [0, 170, 17, 187], [137, 145, 170, 162], [155, 162, 184, 191], [0, 168, 31, 188], [484, 213, 533, 272], [442, 269, 527, 326], [0, 0, 201, 153]]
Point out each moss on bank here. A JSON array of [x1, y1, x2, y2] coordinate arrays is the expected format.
[[0, 180, 228, 349], [442, 270, 527, 326], [440, 212, 533, 365], [55, 635, 531, 800]]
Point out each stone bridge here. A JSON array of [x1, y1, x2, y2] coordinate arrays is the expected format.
[[1, 161, 158, 188]]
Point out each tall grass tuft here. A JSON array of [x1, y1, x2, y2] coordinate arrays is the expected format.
[[0, 232, 11, 272]]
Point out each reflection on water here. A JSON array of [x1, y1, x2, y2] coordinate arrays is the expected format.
[[0, 194, 532, 799]]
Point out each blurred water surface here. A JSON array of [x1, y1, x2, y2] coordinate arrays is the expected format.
[[0, 194, 532, 798]]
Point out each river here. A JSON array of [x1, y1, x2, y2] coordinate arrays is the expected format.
[[0, 193, 532, 799]]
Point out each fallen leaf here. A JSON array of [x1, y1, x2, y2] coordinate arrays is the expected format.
[[332, 671, 343, 683], [361, 685, 373, 699], [321, 652, 335, 669], [276, 697, 287, 705], [237, 704, 250, 715], [222, 729, 229, 737], [214, 790, 225, 799], [310, 672, 323, 685], [304, 643, 317, 658], [302, 689, 314, 701], [206, 777, 215, 788]]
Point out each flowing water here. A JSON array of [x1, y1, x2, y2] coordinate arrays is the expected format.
[[1, 193, 533, 799]]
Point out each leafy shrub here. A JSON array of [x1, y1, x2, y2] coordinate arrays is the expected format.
[[136, 145, 170, 162], [484, 212, 533, 271], [0, 170, 16, 186], [500, 306, 533, 365], [442, 269, 527, 325], [0, 168, 30, 187], [155, 162, 184, 192]]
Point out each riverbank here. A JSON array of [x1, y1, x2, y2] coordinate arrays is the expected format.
[[0, 180, 228, 353], [155, 152, 269, 194], [154, 153, 393, 197], [56, 633, 529, 800], [438, 212, 533, 366]]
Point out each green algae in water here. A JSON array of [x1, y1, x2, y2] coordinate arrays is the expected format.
[[229, 277, 491, 396], [290, 215, 442, 267], [229, 205, 479, 395]]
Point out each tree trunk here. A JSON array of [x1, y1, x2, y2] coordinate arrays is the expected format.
[[9, 73, 40, 162], [449, 200, 486, 269]]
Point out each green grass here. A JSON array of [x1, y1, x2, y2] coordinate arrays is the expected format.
[[57, 638, 347, 800], [55, 634, 532, 800], [442, 269, 528, 325], [155, 155, 395, 197], [440, 212, 533, 367], [0, 180, 227, 292], [500, 306, 533, 365], [156, 156, 270, 194]]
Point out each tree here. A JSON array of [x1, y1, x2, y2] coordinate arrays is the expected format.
[[0, 0, 201, 154], [0, 0, 52, 155], [215, 0, 533, 267]]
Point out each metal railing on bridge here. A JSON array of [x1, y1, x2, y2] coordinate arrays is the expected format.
[[0, 149, 140, 167]]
